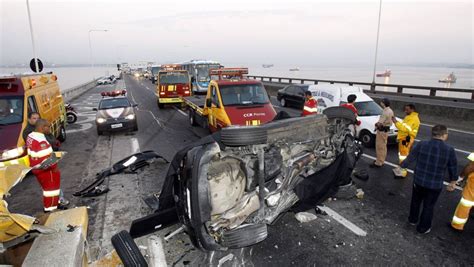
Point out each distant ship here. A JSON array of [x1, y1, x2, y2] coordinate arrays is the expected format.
[[289, 67, 300, 71], [262, 64, 274, 68], [439, 72, 457, 83], [376, 69, 391, 77]]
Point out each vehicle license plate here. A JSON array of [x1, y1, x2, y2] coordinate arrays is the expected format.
[[111, 123, 123, 129]]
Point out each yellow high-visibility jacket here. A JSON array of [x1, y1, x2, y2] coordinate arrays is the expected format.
[[395, 112, 420, 140]]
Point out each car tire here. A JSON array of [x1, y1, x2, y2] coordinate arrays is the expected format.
[[67, 112, 77, 124], [157, 101, 164, 109], [97, 128, 103, 136], [221, 126, 267, 147], [359, 130, 375, 148], [57, 126, 67, 142], [322, 106, 357, 123], [280, 97, 287, 107], [111, 230, 148, 267], [189, 110, 198, 126], [221, 223, 268, 249], [133, 123, 138, 131]]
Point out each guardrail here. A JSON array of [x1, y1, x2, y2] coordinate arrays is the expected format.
[[62, 79, 99, 102], [247, 75, 474, 102]]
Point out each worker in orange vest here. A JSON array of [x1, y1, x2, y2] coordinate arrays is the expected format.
[[302, 91, 318, 116], [26, 119, 62, 212], [450, 152, 474, 231]]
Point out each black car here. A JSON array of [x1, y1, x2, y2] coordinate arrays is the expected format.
[[94, 96, 138, 135], [276, 84, 309, 108], [130, 107, 361, 251]]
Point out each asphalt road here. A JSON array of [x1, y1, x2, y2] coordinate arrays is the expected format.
[[8, 75, 474, 266]]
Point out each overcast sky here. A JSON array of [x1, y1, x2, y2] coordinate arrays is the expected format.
[[1, 0, 472, 66]]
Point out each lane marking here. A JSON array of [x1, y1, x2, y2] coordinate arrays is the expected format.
[[413, 139, 471, 155], [420, 123, 474, 135], [173, 106, 188, 117], [131, 138, 140, 153], [138, 109, 162, 127], [317, 206, 367, 237], [362, 154, 462, 191]]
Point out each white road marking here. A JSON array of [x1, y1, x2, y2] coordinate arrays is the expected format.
[[413, 139, 471, 155], [362, 154, 462, 191], [131, 138, 140, 153], [138, 109, 162, 127], [173, 106, 188, 117], [317, 206, 367, 237], [420, 123, 474, 135]]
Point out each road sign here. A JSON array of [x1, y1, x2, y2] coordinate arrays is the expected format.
[[29, 58, 43, 73]]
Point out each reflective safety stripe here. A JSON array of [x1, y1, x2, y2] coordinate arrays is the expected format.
[[460, 197, 474, 207], [402, 123, 413, 132], [44, 206, 58, 212], [303, 106, 318, 112], [398, 153, 407, 160], [0, 162, 4, 167], [28, 147, 53, 158], [468, 153, 474, 162], [452, 216, 467, 224], [43, 189, 61, 197]]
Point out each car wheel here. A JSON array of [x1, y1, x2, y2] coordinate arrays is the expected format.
[[57, 126, 67, 142], [280, 97, 286, 107], [133, 123, 138, 131], [67, 112, 77, 124], [221, 126, 267, 147], [359, 130, 375, 148], [157, 101, 164, 109], [189, 110, 197, 126], [97, 128, 103, 136], [111, 230, 148, 267], [221, 223, 268, 249]]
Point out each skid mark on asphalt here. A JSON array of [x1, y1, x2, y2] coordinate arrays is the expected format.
[[362, 154, 462, 191]]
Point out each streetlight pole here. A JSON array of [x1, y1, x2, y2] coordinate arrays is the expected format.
[[372, 0, 383, 85], [88, 29, 108, 79], [26, 0, 39, 72]]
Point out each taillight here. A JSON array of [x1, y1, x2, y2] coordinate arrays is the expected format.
[[184, 90, 190, 95], [160, 92, 165, 96]]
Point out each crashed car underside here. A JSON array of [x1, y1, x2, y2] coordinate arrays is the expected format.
[[130, 107, 361, 251]]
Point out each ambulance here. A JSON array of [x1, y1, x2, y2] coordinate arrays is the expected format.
[[155, 64, 192, 108], [0, 72, 67, 167]]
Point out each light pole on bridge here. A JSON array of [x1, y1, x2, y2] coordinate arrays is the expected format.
[[371, 0, 383, 86]]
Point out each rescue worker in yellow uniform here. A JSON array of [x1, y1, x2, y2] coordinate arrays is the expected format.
[[450, 152, 474, 231], [392, 104, 420, 178]]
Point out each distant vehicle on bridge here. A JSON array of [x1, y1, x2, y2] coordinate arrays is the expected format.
[[289, 67, 299, 71], [93, 90, 138, 135], [155, 64, 191, 109], [376, 69, 391, 77], [262, 64, 274, 68], [184, 68, 276, 132], [150, 65, 161, 84], [180, 59, 221, 94], [439, 72, 457, 83], [0, 72, 67, 167]]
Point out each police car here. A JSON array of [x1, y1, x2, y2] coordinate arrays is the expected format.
[[93, 90, 138, 135]]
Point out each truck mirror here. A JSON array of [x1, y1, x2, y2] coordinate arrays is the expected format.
[[206, 98, 212, 107], [93, 108, 98, 111]]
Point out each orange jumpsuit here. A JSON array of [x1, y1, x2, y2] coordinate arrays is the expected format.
[[302, 97, 318, 116], [451, 153, 474, 230]]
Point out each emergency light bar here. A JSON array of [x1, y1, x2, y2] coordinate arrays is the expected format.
[[209, 68, 249, 80], [101, 90, 127, 97]]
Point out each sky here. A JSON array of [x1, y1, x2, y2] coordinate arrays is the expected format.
[[0, 0, 472, 67]]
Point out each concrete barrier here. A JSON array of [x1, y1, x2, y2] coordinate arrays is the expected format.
[[62, 79, 98, 102], [263, 82, 474, 132]]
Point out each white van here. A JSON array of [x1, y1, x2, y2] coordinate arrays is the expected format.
[[308, 84, 398, 147]]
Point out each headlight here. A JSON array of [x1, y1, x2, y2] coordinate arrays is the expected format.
[[126, 114, 135, 120], [97, 117, 106, 123], [1, 147, 25, 161]]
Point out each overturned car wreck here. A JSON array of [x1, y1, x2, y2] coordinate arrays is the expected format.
[[130, 107, 361, 251]]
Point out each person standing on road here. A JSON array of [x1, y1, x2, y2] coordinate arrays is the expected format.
[[26, 119, 63, 212], [22, 112, 40, 142], [392, 104, 420, 178], [450, 152, 474, 231], [302, 91, 318, 116], [401, 125, 458, 234], [341, 94, 361, 125], [370, 98, 393, 168]]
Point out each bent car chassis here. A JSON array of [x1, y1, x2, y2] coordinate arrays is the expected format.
[[130, 107, 361, 251]]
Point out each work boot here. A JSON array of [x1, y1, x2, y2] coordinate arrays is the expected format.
[[393, 167, 407, 179], [58, 198, 70, 210]]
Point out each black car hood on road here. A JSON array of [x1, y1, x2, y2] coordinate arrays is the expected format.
[[97, 106, 133, 119]]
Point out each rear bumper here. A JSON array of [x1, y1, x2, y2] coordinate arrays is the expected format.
[[159, 97, 183, 104], [0, 154, 30, 167]]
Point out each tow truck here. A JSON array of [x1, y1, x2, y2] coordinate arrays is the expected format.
[[184, 68, 277, 132], [155, 64, 191, 109]]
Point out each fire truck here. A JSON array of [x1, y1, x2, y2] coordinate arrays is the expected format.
[[184, 68, 276, 132], [155, 64, 191, 109]]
